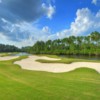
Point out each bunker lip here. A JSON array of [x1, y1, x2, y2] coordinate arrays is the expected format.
[[14, 55, 100, 73]]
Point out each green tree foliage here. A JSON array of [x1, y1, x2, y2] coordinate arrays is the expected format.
[[27, 31, 100, 56], [0, 44, 20, 52]]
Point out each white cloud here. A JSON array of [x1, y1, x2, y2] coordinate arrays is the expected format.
[[0, 32, 7, 40], [0, 0, 57, 47], [1, 18, 8, 23], [96, 10, 100, 17], [0, 0, 56, 47], [0, 0, 56, 22], [42, 26, 51, 33], [92, 0, 97, 5], [0, 32, 9, 44], [0, 19, 52, 47], [42, 3, 55, 19], [1, 7, 100, 47], [14, 25, 52, 47], [56, 8, 100, 38], [92, 0, 100, 5]]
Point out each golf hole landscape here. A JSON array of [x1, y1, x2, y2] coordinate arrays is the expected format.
[[0, 0, 100, 100]]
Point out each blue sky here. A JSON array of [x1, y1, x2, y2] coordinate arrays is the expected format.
[[0, 0, 100, 47], [39, 0, 100, 32]]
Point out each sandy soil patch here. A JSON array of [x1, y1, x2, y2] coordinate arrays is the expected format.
[[14, 55, 100, 73], [0, 56, 19, 61]]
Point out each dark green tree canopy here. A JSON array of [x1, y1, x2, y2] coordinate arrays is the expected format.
[[26, 31, 100, 56]]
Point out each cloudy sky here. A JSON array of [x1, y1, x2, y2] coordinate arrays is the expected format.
[[0, 0, 100, 47]]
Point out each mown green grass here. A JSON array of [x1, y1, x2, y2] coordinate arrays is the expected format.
[[36, 54, 100, 64], [0, 56, 100, 100], [0, 53, 11, 57], [0, 52, 19, 57]]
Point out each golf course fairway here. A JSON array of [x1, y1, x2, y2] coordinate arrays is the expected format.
[[0, 56, 100, 100]]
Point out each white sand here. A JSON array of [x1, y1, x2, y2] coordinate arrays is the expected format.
[[14, 55, 100, 73], [0, 56, 19, 61]]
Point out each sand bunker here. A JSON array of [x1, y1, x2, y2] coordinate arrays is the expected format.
[[14, 55, 100, 73], [0, 56, 19, 61]]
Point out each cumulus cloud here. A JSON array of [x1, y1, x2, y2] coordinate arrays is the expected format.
[[0, 0, 55, 22], [92, 0, 97, 5], [56, 8, 100, 38], [0, 0, 100, 47], [92, 0, 100, 5], [0, 0, 55, 47], [0, 19, 52, 47], [42, 3, 55, 19], [42, 26, 51, 33]]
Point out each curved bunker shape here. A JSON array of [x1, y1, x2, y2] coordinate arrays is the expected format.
[[14, 55, 100, 73]]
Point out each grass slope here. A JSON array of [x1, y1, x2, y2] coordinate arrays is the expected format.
[[0, 56, 100, 100], [36, 55, 100, 64]]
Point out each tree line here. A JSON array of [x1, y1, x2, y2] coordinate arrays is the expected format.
[[0, 44, 21, 52], [26, 31, 100, 56]]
